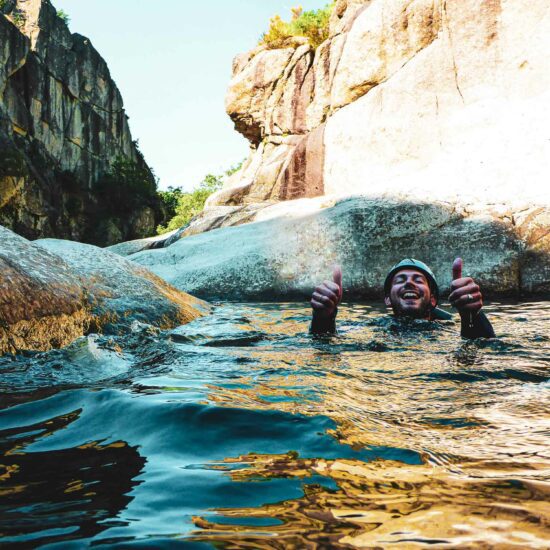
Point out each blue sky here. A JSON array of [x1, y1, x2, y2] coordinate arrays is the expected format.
[[53, 0, 327, 190]]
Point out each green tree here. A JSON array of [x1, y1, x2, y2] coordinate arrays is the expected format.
[[158, 186, 184, 219], [56, 9, 70, 25], [94, 155, 158, 215], [156, 174, 223, 235], [260, 3, 335, 49], [156, 160, 245, 235]]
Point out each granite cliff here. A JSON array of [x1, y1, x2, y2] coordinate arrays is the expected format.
[[216, 0, 549, 209], [0, 0, 162, 245], [120, 0, 550, 300]]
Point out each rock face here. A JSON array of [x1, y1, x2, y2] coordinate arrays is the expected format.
[[35, 238, 211, 334], [205, 0, 549, 217], [0, 0, 162, 245], [123, 0, 549, 300], [0, 225, 208, 355], [130, 197, 550, 301]]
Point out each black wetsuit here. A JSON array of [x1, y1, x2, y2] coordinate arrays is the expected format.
[[310, 308, 495, 339]]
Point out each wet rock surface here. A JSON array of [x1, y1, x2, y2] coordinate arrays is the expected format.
[[36, 239, 211, 334], [0, 225, 89, 354], [0, 225, 208, 355]]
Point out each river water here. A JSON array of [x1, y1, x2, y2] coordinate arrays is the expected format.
[[0, 301, 548, 548]]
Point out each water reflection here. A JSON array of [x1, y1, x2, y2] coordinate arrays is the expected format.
[[0, 301, 548, 547], [0, 408, 145, 545]]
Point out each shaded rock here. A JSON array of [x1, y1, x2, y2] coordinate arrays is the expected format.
[[36, 239, 210, 334], [131, 197, 548, 301], [107, 230, 181, 257], [0, 0, 163, 245], [0, 225, 90, 354]]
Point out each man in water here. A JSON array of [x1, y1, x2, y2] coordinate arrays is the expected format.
[[310, 257, 495, 338]]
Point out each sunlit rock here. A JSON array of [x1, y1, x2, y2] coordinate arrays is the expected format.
[[0, 225, 209, 355], [35, 239, 210, 335], [0, 226, 90, 354], [206, 0, 549, 242], [130, 197, 550, 300]]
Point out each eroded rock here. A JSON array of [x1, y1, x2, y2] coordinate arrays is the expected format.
[[35, 239, 210, 334], [214, 0, 550, 210], [0, 225, 209, 355], [0, 225, 90, 354], [130, 197, 548, 301]]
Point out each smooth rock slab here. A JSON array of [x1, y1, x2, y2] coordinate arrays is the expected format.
[[0, 226, 90, 354], [130, 197, 548, 301], [36, 239, 210, 335], [0, 225, 209, 355]]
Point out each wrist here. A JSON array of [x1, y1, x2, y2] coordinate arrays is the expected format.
[[313, 307, 337, 320]]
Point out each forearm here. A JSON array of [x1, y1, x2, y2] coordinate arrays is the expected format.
[[460, 311, 495, 339], [310, 309, 337, 334]]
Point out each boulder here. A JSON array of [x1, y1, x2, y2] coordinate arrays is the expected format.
[[151, 0, 548, 296], [130, 197, 550, 301], [35, 239, 210, 334], [0, 225, 209, 355], [0, 226, 90, 354]]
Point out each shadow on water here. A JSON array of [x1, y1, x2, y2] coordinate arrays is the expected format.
[[0, 300, 549, 547], [0, 407, 146, 546]]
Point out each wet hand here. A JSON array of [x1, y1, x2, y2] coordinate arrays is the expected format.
[[311, 265, 343, 319], [449, 258, 483, 316]]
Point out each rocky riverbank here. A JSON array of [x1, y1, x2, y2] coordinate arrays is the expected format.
[[111, 0, 549, 301], [0, 225, 209, 355], [124, 197, 549, 301]]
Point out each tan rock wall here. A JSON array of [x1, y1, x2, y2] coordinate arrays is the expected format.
[[216, 0, 549, 210]]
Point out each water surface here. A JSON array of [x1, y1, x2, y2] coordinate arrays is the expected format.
[[1, 301, 549, 547]]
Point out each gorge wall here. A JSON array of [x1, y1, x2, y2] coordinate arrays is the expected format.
[[205, 0, 548, 217], [0, 0, 161, 245], [124, 0, 549, 300]]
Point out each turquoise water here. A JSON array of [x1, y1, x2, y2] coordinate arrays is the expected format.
[[0, 302, 549, 547]]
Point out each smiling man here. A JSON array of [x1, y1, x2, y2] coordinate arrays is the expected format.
[[310, 258, 495, 338]]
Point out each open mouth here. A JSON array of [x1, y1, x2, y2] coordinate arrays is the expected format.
[[401, 291, 420, 299]]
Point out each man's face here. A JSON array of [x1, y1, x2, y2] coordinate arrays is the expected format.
[[384, 269, 437, 319]]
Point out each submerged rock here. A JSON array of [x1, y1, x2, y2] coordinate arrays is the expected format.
[[0, 225, 209, 355], [130, 197, 550, 300]]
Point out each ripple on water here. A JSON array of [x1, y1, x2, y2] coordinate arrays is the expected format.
[[0, 300, 549, 547]]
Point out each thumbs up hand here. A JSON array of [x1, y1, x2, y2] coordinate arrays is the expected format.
[[449, 258, 483, 315], [311, 265, 343, 319]]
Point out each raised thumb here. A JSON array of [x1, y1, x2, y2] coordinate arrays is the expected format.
[[452, 257, 463, 281]]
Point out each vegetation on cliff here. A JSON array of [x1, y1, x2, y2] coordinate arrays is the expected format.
[[56, 9, 69, 24], [157, 161, 243, 235], [260, 3, 334, 49], [94, 154, 158, 215]]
